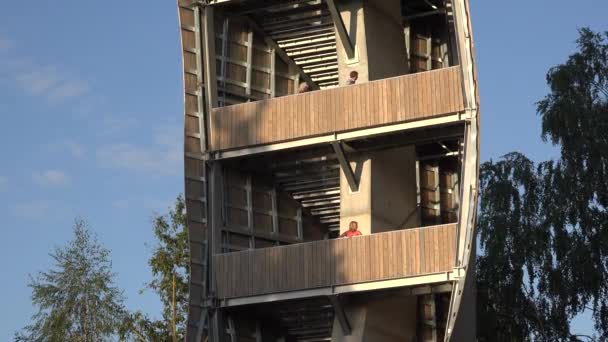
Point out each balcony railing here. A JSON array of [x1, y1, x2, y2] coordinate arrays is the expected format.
[[212, 223, 456, 299], [209, 66, 464, 151]]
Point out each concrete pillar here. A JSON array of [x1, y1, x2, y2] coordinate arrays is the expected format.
[[335, 0, 408, 84], [331, 294, 418, 342], [339, 155, 372, 235], [339, 146, 419, 236], [371, 146, 419, 232]]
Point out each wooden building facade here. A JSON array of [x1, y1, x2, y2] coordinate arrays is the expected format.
[[177, 0, 479, 341]]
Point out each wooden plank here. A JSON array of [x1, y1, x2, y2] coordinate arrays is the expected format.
[[429, 226, 435, 273], [434, 69, 441, 115], [426, 71, 434, 116], [372, 81, 380, 126], [441, 69, 448, 114], [360, 235, 367, 282], [422, 71, 430, 117], [285, 245, 292, 290], [443, 225, 449, 270], [433, 69, 442, 114], [438, 226, 444, 271], [395, 230, 403, 278], [415, 228, 422, 274], [383, 77, 391, 125], [322, 240, 330, 286], [374, 233, 382, 280], [407, 229, 414, 276], [337, 237, 346, 284], [414, 73, 423, 118], [451, 70, 464, 111], [346, 85, 353, 132], [433, 226, 439, 273], [394, 76, 402, 121], [387, 231, 394, 278], [410, 73, 419, 119], [344, 237, 352, 282], [401, 73, 410, 121], [449, 223, 455, 268], [388, 232, 395, 278], [446, 69, 453, 113], [391, 78, 400, 123]]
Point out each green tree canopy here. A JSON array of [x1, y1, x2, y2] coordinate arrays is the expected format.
[[119, 196, 190, 341], [147, 195, 188, 330], [477, 28, 608, 341], [136, 195, 189, 341], [15, 219, 128, 342]]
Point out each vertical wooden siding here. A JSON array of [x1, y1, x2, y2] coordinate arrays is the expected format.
[[209, 66, 464, 151], [213, 223, 456, 299]]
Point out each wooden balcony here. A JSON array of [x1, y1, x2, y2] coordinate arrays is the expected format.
[[213, 223, 456, 301], [209, 66, 464, 151]]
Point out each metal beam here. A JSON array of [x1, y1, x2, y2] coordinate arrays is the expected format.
[[202, 6, 218, 110], [331, 141, 358, 192], [220, 271, 459, 307], [245, 30, 254, 96], [402, 9, 446, 21], [326, 0, 355, 58], [329, 296, 351, 336], [210, 113, 464, 160], [245, 17, 319, 90]]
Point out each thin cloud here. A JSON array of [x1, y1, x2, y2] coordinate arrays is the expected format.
[[96, 125, 181, 176], [0, 36, 13, 52], [11, 200, 72, 221], [100, 116, 140, 136], [112, 198, 173, 212], [96, 143, 180, 176], [14, 66, 90, 103], [15, 66, 60, 95], [48, 140, 85, 158], [1, 45, 90, 103], [12, 201, 51, 220], [33, 170, 70, 186], [0, 176, 7, 191], [48, 79, 90, 102], [143, 198, 174, 212], [112, 199, 129, 209]]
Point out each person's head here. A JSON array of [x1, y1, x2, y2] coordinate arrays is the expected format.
[[349, 70, 358, 80], [349, 220, 358, 232], [298, 82, 310, 93]]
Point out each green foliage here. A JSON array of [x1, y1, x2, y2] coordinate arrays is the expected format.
[[477, 28, 608, 341], [118, 311, 169, 341], [140, 195, 190, 340], [15, 219, 128, 342]]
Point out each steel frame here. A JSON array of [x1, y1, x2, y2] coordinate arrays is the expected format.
[[220, 271, 461, 308]]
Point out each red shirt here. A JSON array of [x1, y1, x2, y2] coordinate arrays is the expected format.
[[345, 230, 362, 237]]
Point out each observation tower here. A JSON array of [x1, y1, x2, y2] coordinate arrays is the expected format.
[[177, 0, 479, 340]]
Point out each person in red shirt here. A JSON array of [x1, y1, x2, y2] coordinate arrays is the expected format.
[[340, 220, 362, 238]]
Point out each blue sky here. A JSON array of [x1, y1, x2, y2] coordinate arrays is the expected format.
[[0, 0, 606, 339]]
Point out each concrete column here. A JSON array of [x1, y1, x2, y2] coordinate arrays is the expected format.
[[371, 146, 419, 232], [339, 155, 373, 235], [335, 0, 408, 84], [339, 146, 419, 236], [331, 295, 417, 342]]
